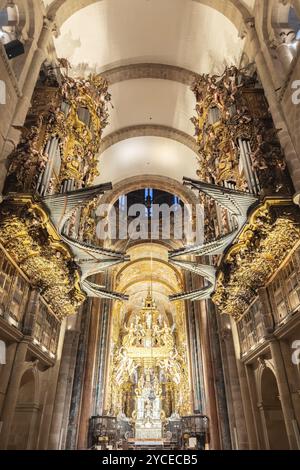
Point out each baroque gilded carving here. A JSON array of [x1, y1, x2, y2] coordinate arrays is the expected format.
[[191, 66, 289, 193], [107, 294, 191, 420], [0, 196, 85, 318], [6, 73, 111, 194], [213, 199, 300, 320]]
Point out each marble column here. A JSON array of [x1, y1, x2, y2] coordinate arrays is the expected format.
[[0, 340, 28, 449]]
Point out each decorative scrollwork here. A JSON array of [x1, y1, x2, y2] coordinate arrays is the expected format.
[[6, 73, 111, 194], [191, 66, 289, 193], [212, 200, 300, 320]]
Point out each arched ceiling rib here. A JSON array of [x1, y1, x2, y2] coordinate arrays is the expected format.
[[101, 63, 199, 87], [100, 125, 198, 155], [53, 0, 246, 76], [48, 0, 252, 32]]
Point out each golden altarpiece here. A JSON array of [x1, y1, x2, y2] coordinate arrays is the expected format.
[[105, 292, 191, 441]]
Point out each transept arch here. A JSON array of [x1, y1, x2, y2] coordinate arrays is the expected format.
[[99, 175, 199, 207], [48, 0, 250, 32]]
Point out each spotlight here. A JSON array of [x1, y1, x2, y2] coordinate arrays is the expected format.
[[4, 38, 24, 59]]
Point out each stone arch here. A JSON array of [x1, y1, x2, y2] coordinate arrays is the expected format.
[[100, 125, 199, 157], [258, 366, 289, 450], [48, 0, 250, 33], [7, 366, 41, 450], [102, 63, 200, 87], [100, 174, 199, 207]]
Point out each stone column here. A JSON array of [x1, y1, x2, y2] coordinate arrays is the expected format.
[[258, 287, 275, 335], [65, 302, 92, 450], [235, 357, 259, 449], [0, 340, 28, 449], [292, 0, 300, 20], [197, 299, 221, 449], [48, 327, 80, 449], [279, 339, 300, 446], [77, 298, 102, 449], [186, 273, 206, 414], [257, 401, 271, 449], [37, 318, 66, 450], [218, 315, 249, 449], [94, 299, 111, 416], [269, 338, 299, 449], [230, 316, 259, 450], [206, 302, 232, 450]]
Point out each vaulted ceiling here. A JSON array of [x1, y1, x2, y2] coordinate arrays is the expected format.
[[52, 0, 249, 184]]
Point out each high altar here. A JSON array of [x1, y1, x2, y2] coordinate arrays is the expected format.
[[106, 293, 191, 441]]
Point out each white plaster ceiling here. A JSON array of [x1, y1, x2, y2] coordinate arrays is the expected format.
[[53, 0, 246, 184], [96, 136, 198, 184], [104, 79, 195, 136], [54, 0, 244, 75]]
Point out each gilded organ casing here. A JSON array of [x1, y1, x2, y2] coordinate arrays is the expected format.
[[1, 67, 112, 318], [191, 66, 290, 194], [5, 72, 111, 194]]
